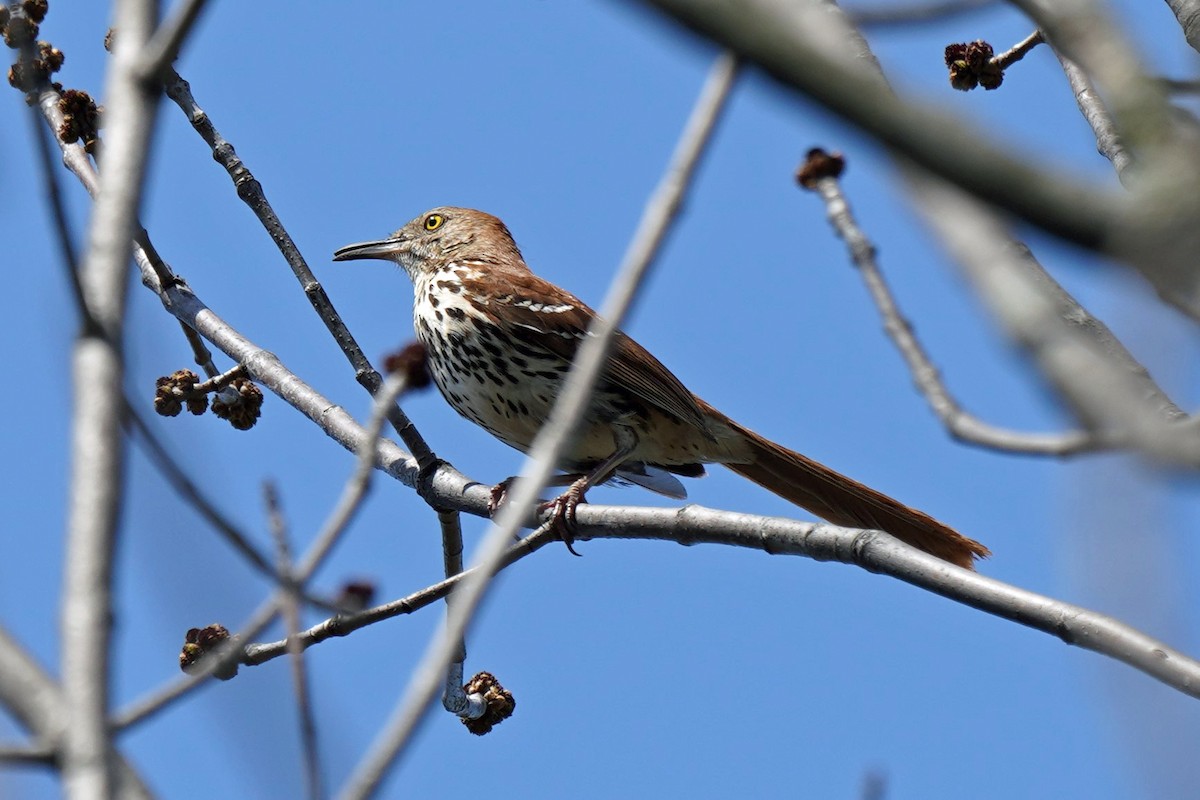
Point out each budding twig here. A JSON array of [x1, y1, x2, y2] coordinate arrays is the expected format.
[[797, 148, 1102, 456]]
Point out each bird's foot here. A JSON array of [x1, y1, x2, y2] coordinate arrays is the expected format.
[[488, 475, 587, 555], [539, 482, 587, 557], [488, 477, 516, 516]]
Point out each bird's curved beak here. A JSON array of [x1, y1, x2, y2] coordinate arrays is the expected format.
[[332, 237, 406, 262]]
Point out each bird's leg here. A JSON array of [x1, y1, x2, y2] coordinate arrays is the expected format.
[[488, 473, 580, 516], [542, 424, 639, 556]]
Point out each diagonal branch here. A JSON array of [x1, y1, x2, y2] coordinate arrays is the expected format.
[[113, 363, 422, 730], [800, 151, 1103, 456], [159, 66, 435, 469], [913, 181, 1198, 464], [134, 0, 210, 81], [1052, 51, 1134, 181], [629, 0, 1126, 249], [0, 625, 153, 798]]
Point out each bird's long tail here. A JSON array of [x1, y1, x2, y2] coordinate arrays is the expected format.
[[719, 417, 989, 569]]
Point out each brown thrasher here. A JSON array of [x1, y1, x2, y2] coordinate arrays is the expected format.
[[334, 207, 989, 568]]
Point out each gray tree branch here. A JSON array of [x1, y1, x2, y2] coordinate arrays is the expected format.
[[61, 1, 159, 797]]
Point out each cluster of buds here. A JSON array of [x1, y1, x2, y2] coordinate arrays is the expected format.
[[3, 1, 63, 97], [57, 86, 101, 153], [945, 40, 1004, 91], [795, 147, 846, 190], [461, 671, 516, 735], [211, 376, 264, 431], [154, 369, 210, 417], [1, 1, 46, 48], [154, 367, 264, 430], [3, 1, 105, 152], [7, 38, 61, 92], [179, 624, 240, 681]]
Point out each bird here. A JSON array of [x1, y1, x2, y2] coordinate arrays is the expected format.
[[334, 207, 989, 568]]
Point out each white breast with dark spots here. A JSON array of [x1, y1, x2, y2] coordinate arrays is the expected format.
[[411, 267, 566, 452]]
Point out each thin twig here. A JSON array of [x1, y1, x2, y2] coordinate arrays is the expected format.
[[134, 0, 211, 81], [27, 69, 218, 374], [912, 181, 1196, 463], [26, 102, 86, 318], [265, 484, 324, 800], [1159, 77, 1200, 93], [294, 369, 415, 580], [803, 155, 1102, 456], [244, 529, 556, 666], [113, 367, 417, 730], [337, 50, 741, 800], [112, 597, 281, 731], [992, 29, 1044, 70], [0, 743, 57, 765], [1053, 51, 1134, 182], [436, 508, 484, 721], [128, 400, 346, 605], [159, 66, 436, 470], [124, 404, 275, 574], [29, 75, 317, 600], [635, 0, 1125, 250], [179, 322, 219, 377]]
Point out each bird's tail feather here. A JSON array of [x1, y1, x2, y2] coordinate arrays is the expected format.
[[721, 418, 989, 569]]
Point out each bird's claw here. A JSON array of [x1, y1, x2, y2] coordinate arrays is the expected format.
[[488, 477, 515, 516], [540, 485, 586, 557], [489, 477, 586, 556]]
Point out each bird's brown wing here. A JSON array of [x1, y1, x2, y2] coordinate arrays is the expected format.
[[466, 268, 712, 432]]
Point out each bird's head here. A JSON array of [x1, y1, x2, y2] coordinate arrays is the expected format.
[[333, 206, 524, 281]]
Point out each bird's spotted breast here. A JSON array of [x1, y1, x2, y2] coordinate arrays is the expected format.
[[412, 266, 569, 451]]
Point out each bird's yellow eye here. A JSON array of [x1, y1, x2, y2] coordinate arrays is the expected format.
[[424, 214, 444, 231]]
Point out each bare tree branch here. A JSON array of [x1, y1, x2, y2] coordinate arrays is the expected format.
[[0, 626, 152, 798], [0, 743, 56, 766], [1164, 0, 1200, 55], [236, 503, 1200, 701], [266, 485, 324, 800], [242, 529, 556, 666], [134, 0, 210, 80], [801, 152, 1102, 456], [993, 29, 1045, 69], [912, 181, 1199, 463], [634, 0, 1200, 322], [112, 364, 420, 730], [61, 2, 159, 796], [629, 0, 1126, 249], [435, 508, 486, 723], [1052, 51, 1134, 181], [803, 0, 1189, 459], [1010, 0, 1200, 317], [159, 66, 436, 469]]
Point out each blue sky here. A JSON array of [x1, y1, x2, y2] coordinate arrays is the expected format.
[[3, 2, 1200, 798]]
